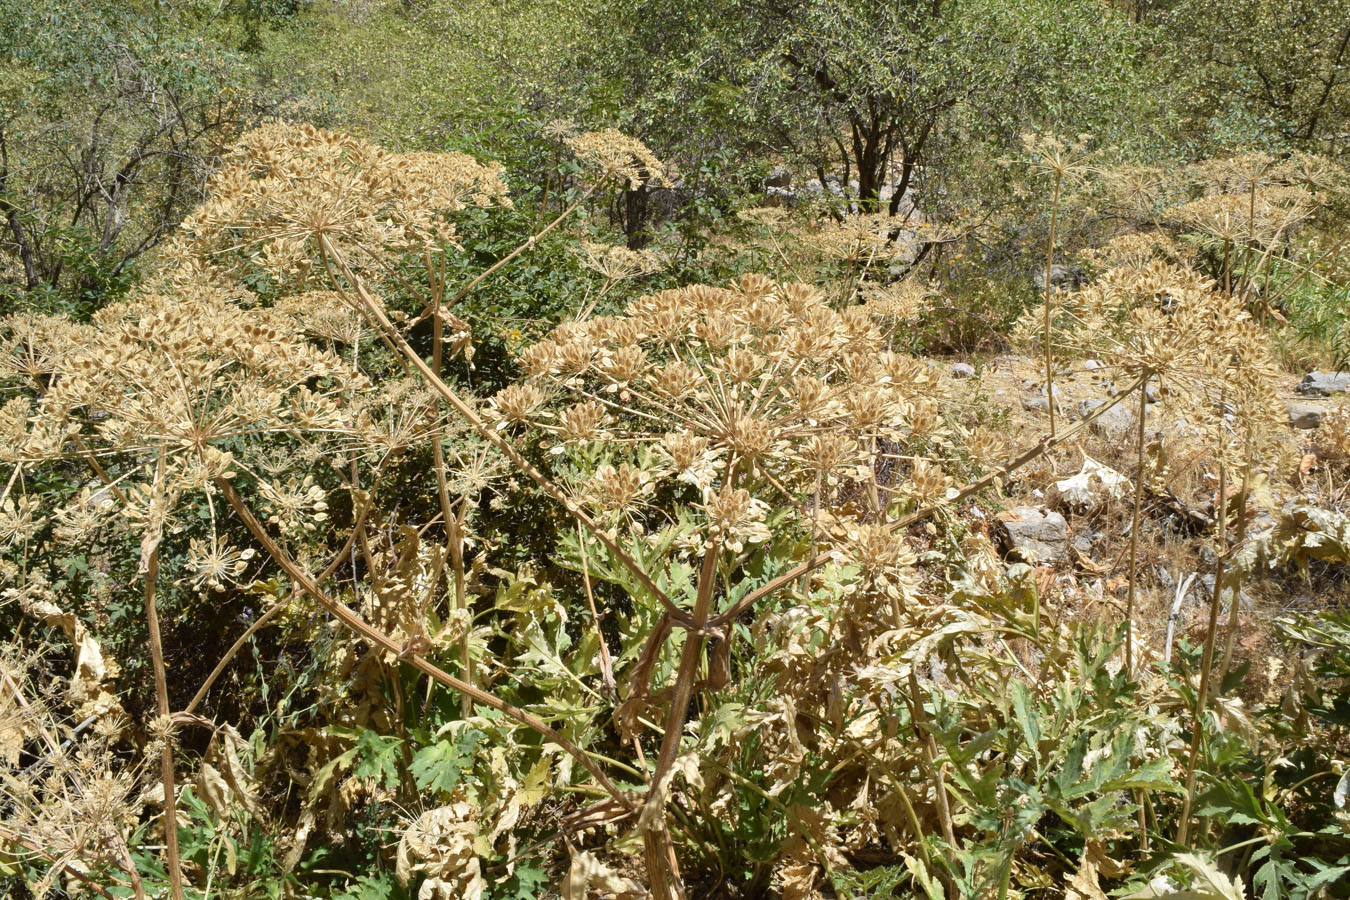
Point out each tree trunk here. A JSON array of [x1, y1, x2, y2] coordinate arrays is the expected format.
[[623, 185, 651, 250]]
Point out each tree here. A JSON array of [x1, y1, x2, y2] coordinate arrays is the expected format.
[[0, 1, 257, 311], [1160, 0, 1350, 155], [575, 0, 1151, 217]]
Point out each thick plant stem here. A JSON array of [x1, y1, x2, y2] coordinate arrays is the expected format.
[[1178, 455, 1229, 846], [426, 248, 473, 717], [1043, 172, 1063, 439], [448, 507, 472, 717], [643, 533, 724, 900], [1222, 239, 1232, 296], [1217, 449, 1253, 681], [1124, 376, 1150, 679], [907, 670, 957, 854], [142, 453, 184, 900], [578, 524, 617, 696]]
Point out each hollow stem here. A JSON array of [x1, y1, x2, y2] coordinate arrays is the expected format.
[[143, 451, 184, 900], [1043, 171, 1063, 439], [1179, 451, 1229, 846], [1125, 375, 1150, 679]]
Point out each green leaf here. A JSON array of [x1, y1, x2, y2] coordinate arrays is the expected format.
[[497, 860, 550, 900], [351, 730, 404, 791], [1100, 758, 1179, 794], [1009, 680, 1041, 759], [410, 727, 484, 795]]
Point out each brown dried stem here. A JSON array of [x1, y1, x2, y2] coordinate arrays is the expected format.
[[143, 449, 184, 900], [1178, 450, 1229, 846], [1124, 374, 1150, 679], [1043, 170, 1063, 439], [577, 523, 617, 696]]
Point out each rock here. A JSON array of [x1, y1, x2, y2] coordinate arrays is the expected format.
[[1023, 385, 1066, 413], [764, 166, 791, 189], [1296, 371, 1350, 396], [998, 506, 1069, 564], [1083, 359, 1105, 371], [1070, 530, 1102, 555], [1080, 398, 1137, 437], [1145, 381, 1161, 404], [1157, 567, 1251, 609], [951, 362, 976, 378], [764, 186, 795, 208], [1286, 400, 1325, 430], [1030, 263, 1085, 292]]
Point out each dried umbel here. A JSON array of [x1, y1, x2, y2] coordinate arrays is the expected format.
[[578, 240, 665, 282], [181, 121, 512, 275], [186, 537, 257, 590], [396, 799, 486, 900], [0, 278, 365, 571], [502, 277, 948, 544], [805, 212, 914, 268], [1022, 131, 1095, 186], [565, 128, 670, 189], [858, 278, 936, 322], [1, 651, 141, 899], [1079, 231, 1186, 273], [1314, 404, 1350, 464]]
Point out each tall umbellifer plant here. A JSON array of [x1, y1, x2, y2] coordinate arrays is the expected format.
[[1024, 133, 1093, 439], [0, 122, 1148, 898], [0, 122, 601, 896]]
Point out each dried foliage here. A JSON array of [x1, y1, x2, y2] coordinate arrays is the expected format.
[[2, 122, 1349, 900]]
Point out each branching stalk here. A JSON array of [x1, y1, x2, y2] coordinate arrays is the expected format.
[[1043, 170, 1063, 438], [1178, 451, 1229, 846], [143, 450, 184, 900], [1124, 375, 1150, 678]]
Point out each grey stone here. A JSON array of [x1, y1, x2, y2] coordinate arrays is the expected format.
[[1083, 359, 1105, 371], [1080, 398, 1137, 437], [1286, 400, 1325, 430], [951, 362, 976, 378], [1296, 371, 1350, 396], [1031, 263, 1085, 291], [1071, 531, 1100, 555], [764, 186, 795, 208], [764, 165, 792, 189], [1145, 381, 1161, 404], [998, 506, 1069, 564], [1023, 385, 1066, 413]]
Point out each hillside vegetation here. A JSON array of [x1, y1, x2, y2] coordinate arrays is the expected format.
[[3, 2, 1350, 899]]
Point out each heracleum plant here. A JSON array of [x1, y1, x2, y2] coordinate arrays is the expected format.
[[1024, 133, 1093, 439], [181, 125, 1134, 897], [1, 121, 1219, 899]]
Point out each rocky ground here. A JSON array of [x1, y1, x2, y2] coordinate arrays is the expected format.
[[934, 355, 1349, 671]]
